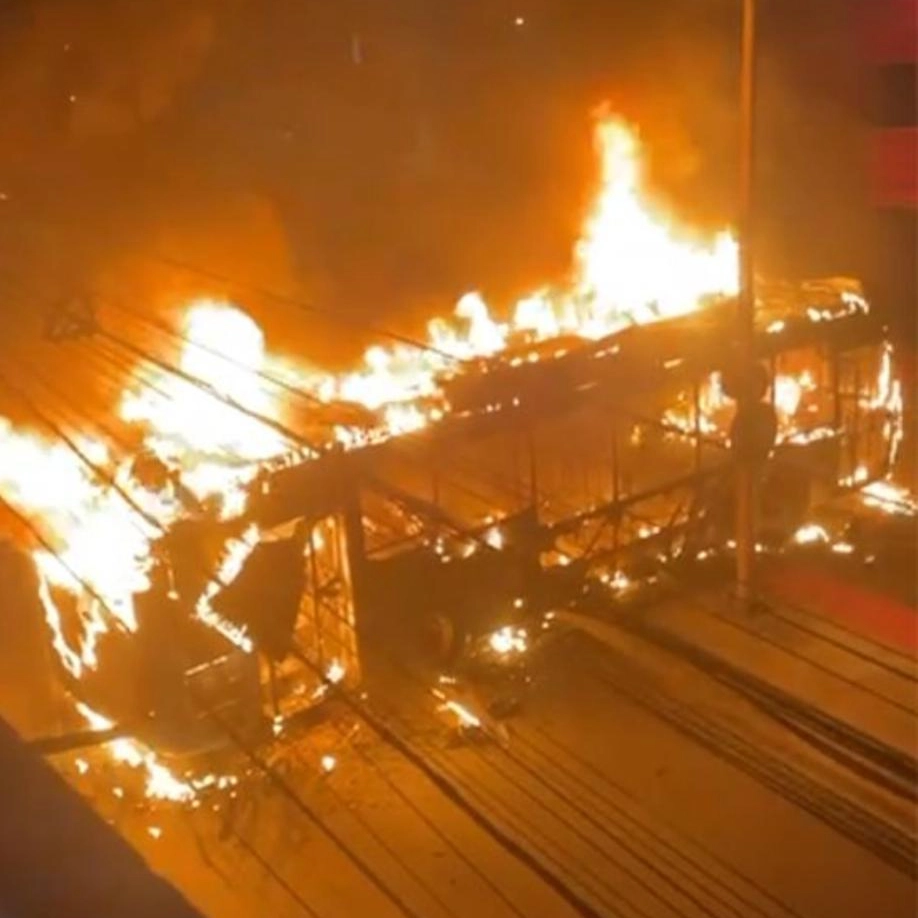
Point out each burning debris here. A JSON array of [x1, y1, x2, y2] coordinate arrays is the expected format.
[[861, 481, 918, 517], [487, 625, 529, 658], [74, 701, 237, 804], [794, 523, 831, 545]]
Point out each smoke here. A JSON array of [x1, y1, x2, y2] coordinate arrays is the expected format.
[[0, 1, 220, 181], [0, 1, 294, 337], [0, 0, 874, 363]]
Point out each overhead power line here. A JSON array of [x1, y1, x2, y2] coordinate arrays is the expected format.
[[107, 298, 330, 410], [95, 327, 316, 452], [151, 252, 462, 365], [0, 269, 323, 454], [187, 695, 428, 918], [230, 828, 324, 918], [286, 646, 609, 918], [0, 365, 165, 535]]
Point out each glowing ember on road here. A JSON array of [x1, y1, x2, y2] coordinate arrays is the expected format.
[[433, 688, 483, 730]]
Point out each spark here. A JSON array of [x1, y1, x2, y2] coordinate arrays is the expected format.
[[488, 626, 528, 655], [326, 659, 346, 684], [794, 524, 830, 545], [601, 570, 631, 591]]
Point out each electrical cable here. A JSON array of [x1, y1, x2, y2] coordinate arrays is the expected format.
[[469, 733, 730, 918], [572, 631, 918, 878], [512, 725, 806, 918], [319, 715, 531, 918], [700, 603, 916, 715], [194, 696, 432, 918], [749, 597, 917, 673], [0, 354, 456, 916], [97, 327, 313, 450], [291, 727, 463, 918], [360, 657, 756, 918], [0, 365, 164, 534], [107, 298, 330, 410], [616, 602, 917, 790], [149, 252, 463, 365], [283, 546, 810, 918], [231, 828, 325, 918]]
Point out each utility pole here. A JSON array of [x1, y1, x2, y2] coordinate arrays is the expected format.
[[735, 0, 758, 608]]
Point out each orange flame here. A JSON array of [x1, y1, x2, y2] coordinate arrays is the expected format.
[[315, 113, 739, 415]]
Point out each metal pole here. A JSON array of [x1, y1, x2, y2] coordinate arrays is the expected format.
[[431, 445, 441, 507], [527, 425, 539, 514], [830, 346, 842, 432], [268, 658, 280, 718], [693, 380, 703, 473], [611, 416, 620, 553], [308, 525, 325, 669], [735, 0, 757, 608]]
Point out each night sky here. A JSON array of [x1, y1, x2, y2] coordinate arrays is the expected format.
[[0, 0, 880, 360]]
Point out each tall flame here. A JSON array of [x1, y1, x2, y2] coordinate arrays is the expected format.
[[317, 112, 739, 411], [574, 117, 738, 328]]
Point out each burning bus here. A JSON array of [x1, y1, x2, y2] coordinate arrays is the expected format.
[[0, 111, 909, 789]]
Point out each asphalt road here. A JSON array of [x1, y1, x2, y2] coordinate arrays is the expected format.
[[45, 584, 917, 918]]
